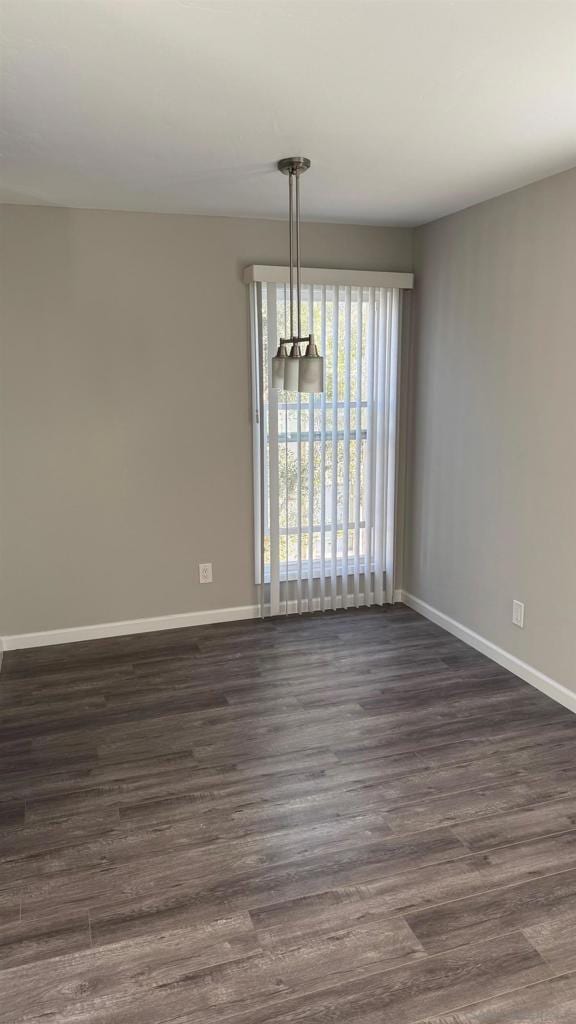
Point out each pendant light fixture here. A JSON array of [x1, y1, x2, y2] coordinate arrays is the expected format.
[[271, 157, 324, 393]]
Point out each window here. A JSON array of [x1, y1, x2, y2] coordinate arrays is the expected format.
[[247, 267, 412, 616]]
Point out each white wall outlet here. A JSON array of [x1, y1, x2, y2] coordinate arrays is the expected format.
[[512, 600, 525, 628], [199, 562, 213, 584]]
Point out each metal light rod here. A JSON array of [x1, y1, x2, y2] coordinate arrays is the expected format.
[[288, 169, 294, 340], [295, 168, 301, 339], [277, 157, 310, 344]]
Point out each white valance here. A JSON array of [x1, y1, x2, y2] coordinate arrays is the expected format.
[[244, 265, 414, 289]]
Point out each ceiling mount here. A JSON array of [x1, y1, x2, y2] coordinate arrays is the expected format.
[[277, 157, 311, 176]]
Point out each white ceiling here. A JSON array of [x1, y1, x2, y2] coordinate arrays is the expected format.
[[1, 0, 575, 226]]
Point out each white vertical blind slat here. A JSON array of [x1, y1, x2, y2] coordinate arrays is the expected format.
[[319, 285, 327, 612], [385, 288, 400, 604], [249, 283, 262, 590], [283, 284, 290, 611], [373, 289, 387, 605], [330, 285, 339, 611], [341, 287, 352, 610], [267, 284, 280, 616], [353, 287, 363, 607], [256, 282, 267, 617], [307, 284, 314, 609], [380, 289, 392, 605], [296, 370, 302, 615], [363, 287, 375, 607]]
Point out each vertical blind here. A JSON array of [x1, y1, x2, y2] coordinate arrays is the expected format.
[[249, 274, 407, 617]]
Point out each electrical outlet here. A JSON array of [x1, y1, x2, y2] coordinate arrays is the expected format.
[[199, 563, 213, 584], [512, 600, 525, 628]]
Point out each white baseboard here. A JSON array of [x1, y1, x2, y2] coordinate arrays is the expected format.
[[400, 590, 576, 716], [1, 604, 261, 651], [1, 591, 405, 652]]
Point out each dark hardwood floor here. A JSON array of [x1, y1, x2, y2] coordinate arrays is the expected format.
[[1, 604, 576, 1022]]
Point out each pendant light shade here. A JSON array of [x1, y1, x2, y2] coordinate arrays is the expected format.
[[271, 340, 289, 389], [284, 341, 301, 391], [271, 156, 324, 394], [299, 335, 324, 393]]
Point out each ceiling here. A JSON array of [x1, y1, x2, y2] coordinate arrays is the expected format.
[[1, 0, 575, 226]]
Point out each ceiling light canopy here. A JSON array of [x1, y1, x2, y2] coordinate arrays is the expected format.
[[271, 158, 324, 394]]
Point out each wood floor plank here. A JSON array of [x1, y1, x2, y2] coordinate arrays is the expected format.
[[249, 860, 487, 940], [257, 912, 426, 987], [0, 893, 20, 928], [453, 795, 576, 850], [418, 727, 576, 772], [467, 829, 576, 886], [0, 808, 121, 867], [248, 829, 576, 943], [0, 906, 91, 970], [405, 865, 576, 954], [0, 812, 379, 889], [81, 827, 465, 945], [332, 707, 573, 765], [384, 769, 576, 834], [523, 905, 576, 973], [417, 971, 576, 1023], [0, 802, 26, 827], [0, 930, 551, 1024], [180, 933, 551, 1024], [0, 916, 282, 1024]]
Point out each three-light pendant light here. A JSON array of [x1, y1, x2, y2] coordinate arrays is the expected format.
[[271, 157, 324, 394]]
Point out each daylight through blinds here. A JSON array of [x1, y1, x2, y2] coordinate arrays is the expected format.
[[251, 279, 402, 616]]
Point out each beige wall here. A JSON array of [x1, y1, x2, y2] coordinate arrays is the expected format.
[[405, 168, 576, 694], [0, 206, 412, 634]]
